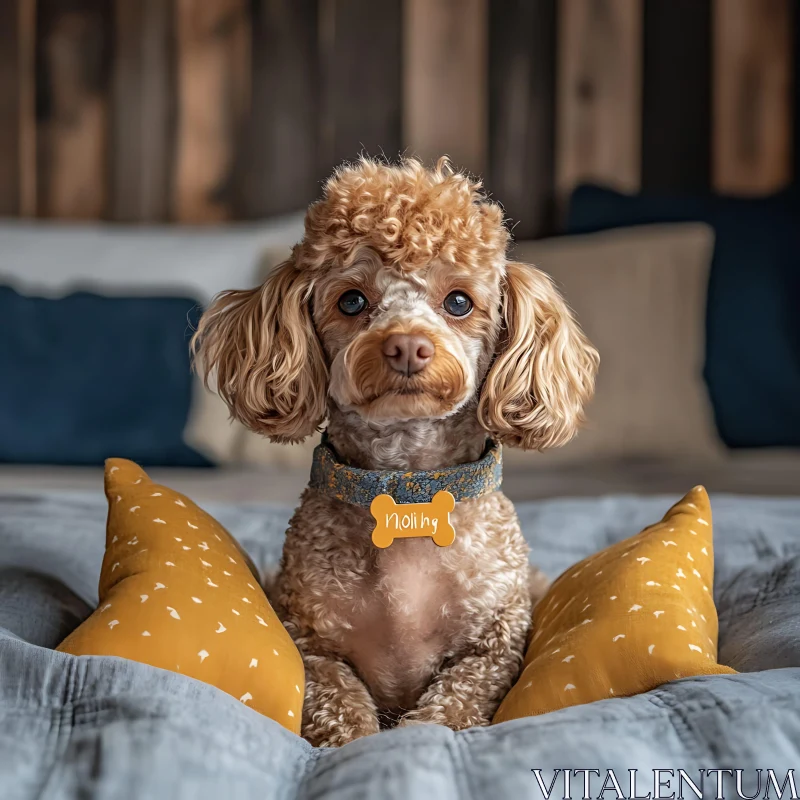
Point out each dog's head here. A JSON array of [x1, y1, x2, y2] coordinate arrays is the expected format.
[[192, 158, 598, 449]]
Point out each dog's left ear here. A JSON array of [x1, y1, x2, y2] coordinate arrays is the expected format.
[[478, 261, 599, 450], [191, 257, 328, 444]]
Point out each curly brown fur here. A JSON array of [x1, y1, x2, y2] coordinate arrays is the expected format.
[[192, 157, 598, 747]]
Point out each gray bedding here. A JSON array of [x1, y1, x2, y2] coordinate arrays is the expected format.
[[1, 490, 799, 800]]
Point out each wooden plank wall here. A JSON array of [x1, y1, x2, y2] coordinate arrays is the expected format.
[[35, 0, 111, 219], [0, 0, 796, 233], [642, 0, 712, 192], [241, 0, 319, 218], [112, 0, 174, 222], [319, 0, 402, 172], [0, 0, 36, 217], [173, 0, 251, 223], [404, 0, 488, 174], [555, 0, 643, 211], [713, 0, 794, 195], [488, 0, 556, 239]]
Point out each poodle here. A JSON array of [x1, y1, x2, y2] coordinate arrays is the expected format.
[[192, 157, 598, 747]]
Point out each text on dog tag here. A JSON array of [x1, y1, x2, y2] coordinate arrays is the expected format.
[[369, 491, 456, 548]]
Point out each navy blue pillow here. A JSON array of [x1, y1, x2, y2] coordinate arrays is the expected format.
[[0, 288, 210, 466], [568, 185, 800, 449]]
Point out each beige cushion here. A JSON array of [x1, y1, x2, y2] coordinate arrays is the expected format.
[[507, 223, 723, 465], [183, 378, 241, 464], [185, 385, 316, 467]]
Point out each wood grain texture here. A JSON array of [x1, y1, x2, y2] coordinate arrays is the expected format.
[[403, 0, 488, 174], [0, 2, 22, 216], [488, 0, 556, 240], [795, 5, 800, 186], [17, 0, 37, 217], [556, 0, 642, 209], [238, 0, 318, 218], [318, 0, 402, 173], [713, 0, 793, 194], [36, 0, 110, 219], [642, 0, 711, 192], [173, 0, 250, 223], [0, 0, 36, 216], [111, 0, 174, 222]]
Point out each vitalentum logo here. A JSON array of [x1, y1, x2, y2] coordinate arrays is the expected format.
[[529, 769, 798, 800]]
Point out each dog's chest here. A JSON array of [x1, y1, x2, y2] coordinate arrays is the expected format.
[[337, 538, 460, 707], [373, 540, 453, 635], [281, 489, 524, 711]]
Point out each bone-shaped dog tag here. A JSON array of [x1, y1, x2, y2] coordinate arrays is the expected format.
[[370, 491, 456, 548]]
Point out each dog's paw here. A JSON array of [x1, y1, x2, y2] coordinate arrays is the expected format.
[[395, 717, 440, 731], [396, 707, 448, 729], [302, 702, 381, 748], [397, 704, 491, 732], [304, 720, 379, 748]]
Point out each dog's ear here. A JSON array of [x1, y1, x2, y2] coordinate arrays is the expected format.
[[478, 261, 598, 450], [191, 258, 328, 443]]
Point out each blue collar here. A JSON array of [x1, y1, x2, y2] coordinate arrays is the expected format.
[[308, 436, 503, 508]]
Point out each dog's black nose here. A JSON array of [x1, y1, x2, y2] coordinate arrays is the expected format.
[[382, 333, 435, 376]]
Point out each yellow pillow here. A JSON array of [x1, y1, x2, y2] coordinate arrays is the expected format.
[[494, 486, 736, 723], [57, 458, 304, 733]]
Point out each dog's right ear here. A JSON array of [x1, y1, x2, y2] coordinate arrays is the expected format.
[[191, 258, 328, 443], [477, 261, 598, 450]]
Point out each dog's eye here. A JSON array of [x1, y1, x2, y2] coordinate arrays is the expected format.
[[443, 291, 473, 317], [337, 290, 368, 317]]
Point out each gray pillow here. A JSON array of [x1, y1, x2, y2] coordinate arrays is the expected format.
[[0, 568, 91, 648], [717, 556, 800, 672]]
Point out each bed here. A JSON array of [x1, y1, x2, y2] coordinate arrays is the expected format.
[[1, 187, 799, 798], [1, 485, 798, 800]]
